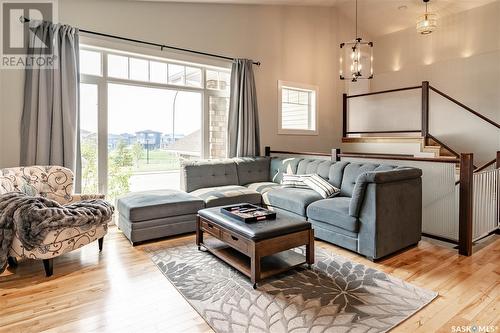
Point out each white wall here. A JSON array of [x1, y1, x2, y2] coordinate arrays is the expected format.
[[362, 1, 500, 164], [0, 0, 346, 168], [2, 1, 497, 168]]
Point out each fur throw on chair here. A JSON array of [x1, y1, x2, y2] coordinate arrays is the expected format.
[[0, 192, 114, 273]]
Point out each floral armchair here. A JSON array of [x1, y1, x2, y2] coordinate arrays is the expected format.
[[0, 166, 110, 276]]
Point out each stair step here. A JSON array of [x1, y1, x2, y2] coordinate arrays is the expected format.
[[414, 152, 436, 158], [422, 146, 441, 157]]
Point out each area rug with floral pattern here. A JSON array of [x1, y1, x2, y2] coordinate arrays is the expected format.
[[148, 244, 437, 333]]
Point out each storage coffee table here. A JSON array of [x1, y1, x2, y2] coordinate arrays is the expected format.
[[196, 205, 314, 288]]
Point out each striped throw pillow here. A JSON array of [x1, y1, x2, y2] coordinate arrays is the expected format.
[[281, 174, 310, 189], [301, 174, 340, 198]]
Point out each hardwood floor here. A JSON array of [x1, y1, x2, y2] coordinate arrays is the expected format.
[[1, 226, 499, 333]]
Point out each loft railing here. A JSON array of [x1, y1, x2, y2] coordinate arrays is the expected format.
[[265, 146, 500, 257], [343, 81, 500, 139]]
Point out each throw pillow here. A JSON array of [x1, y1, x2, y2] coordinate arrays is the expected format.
[[281, 174, 310, 189], [301, 174, 340, 198]]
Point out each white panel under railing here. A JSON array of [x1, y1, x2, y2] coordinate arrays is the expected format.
[[341, 157, 458, 241], [347, 89, 421, 134], [471, 168, 499, 241]]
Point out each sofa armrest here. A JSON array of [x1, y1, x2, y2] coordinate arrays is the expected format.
[[349, 167, 422, 217], [356, 178, 422, 259]]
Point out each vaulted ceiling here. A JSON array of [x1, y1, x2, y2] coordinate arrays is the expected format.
[[136, 0, 498, 36], [335, 0, 497, 36]]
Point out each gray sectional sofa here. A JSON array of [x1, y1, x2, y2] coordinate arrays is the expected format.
[[180, 156, 423, 260]]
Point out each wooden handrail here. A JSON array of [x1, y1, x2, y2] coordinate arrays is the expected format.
[[346, 130, 421, 135], [267, 147, 461, 164], [474, 159, 496, 173], [339, 152, 460, 164], [266, 148, 331, 157], [429, 86, 500, 129], [346, 85, 422, 99], [426, 133, 460, 158]]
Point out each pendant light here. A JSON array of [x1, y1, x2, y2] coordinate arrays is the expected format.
[[416, 0, 437, 35], [339, 0, 373, 82]]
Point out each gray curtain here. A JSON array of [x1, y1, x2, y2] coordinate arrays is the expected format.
[[228, 59, 260, 157], [20, 21, 80, 180]]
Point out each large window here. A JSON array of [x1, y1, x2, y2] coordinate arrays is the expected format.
[[79, 46, 230, 201], [278, 81, 318, 135]]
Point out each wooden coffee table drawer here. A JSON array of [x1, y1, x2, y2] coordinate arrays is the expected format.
[[201, 220, 221, 238], [221, 230, 250, 254]]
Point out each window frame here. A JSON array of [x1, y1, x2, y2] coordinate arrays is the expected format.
[[277, 80, 319, 136], [79, 44, 230, 195]]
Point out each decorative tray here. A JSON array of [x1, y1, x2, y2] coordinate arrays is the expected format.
[[221, 204, 276, 223]]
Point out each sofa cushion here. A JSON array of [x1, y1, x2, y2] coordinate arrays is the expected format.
[[181, 159, 239, 192], [263, 187, 322, 216], [306, 197, 359, 233], [190, 185, 261, 208], [270, 157, 302, 183], [117, 189, 205, 222], [245, 182, 280, 194], [234, 157, 270, 185]]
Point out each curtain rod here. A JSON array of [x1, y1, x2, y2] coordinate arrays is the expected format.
[[20, 17, 261, 66]]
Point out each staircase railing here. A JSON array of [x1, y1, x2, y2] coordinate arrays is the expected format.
[[342, 83, 500, 256], [343, 81, 500, 140], [428, 85, 500, 130]]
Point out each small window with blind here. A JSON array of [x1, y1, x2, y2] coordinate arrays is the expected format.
[[278, 81, 318, 135]]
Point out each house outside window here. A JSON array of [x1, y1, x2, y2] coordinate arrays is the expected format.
[[79, 45, 230, 200], [278, 80, 318, 135]]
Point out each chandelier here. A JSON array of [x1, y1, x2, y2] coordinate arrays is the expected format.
[[416, 0, 437, 35], [339, 0, 373, 82]]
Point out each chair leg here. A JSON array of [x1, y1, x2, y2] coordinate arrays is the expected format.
[[7, 256, 18, 268], [98, 237, 104, 252], [43, 259, 53, 277]]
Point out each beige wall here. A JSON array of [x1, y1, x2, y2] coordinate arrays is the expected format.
[[350, 1, 500, 163], [2, 1, 497, 168], [0, 0, 345, 168]]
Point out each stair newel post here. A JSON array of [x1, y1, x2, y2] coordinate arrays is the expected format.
[[342, 93, 348, 138], [332, 148, 341, 162], [458, 153, 474, 256], [264, 146, 271, 157], [421, 81, 430, 139]]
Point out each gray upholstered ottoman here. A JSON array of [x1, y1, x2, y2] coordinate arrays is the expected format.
[[117, 189, 205, 245]]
